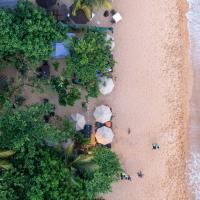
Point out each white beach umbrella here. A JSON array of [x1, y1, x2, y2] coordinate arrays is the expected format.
[[71, 113, 86, 131], [96, 126, 114, 145], [99, 77, 115, 95], [106, 34, 115, 51], [93, 105, 112, 123]]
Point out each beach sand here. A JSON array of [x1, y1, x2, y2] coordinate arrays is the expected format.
[[0, 0, 192, 199], [103, 0, 192, 199]]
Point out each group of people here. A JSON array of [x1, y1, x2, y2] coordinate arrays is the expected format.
[[121, 143, 160, 181]]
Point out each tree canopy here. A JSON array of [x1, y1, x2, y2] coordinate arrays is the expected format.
[[0, 0, 66, 71], [65, 31, 115, 97], [0, 103, 122, 200]]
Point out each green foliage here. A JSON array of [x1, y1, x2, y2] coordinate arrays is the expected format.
[[85, 147, 122, 199], [52, 61, 60, 71], [0, 77, 23, 108], [83, 0, 112, 9], [0, 150, 15, 170], [0, 145, 86, 200], [0, 10, 19, 70], [0, 102, 67, 150], [51, 76, 81, 106], [72, 0, 92, 19], [0, 0, 66, 71], [73, 0, 112, 19], [65, 31, 115, 97], [0, 103, 122, 199], [62, 119, 89, 144], [66, 86, 81, 106], [14, 95, 26, 106]]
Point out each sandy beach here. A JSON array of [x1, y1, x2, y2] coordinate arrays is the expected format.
[[0, 0, 192, 199], [103, 0, 192, 199]]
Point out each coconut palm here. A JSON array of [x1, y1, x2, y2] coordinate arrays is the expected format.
[[0, 150, 15, 170], [72, 0, 112, 19], [57, 140, 99, 179], [84, 0, 112, 9]]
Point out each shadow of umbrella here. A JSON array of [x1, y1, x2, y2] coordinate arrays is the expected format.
[[36, 0, 57, 9]]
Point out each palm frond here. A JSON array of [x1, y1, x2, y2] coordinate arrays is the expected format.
[[102, 0, 112, 9], [72, 0, 81, 16], [64, 142, 74, 159], [81, 5, 92, 19], [0, 150, 15, 158], [73, 154, 94, 164], [0, 160, 13, 170]]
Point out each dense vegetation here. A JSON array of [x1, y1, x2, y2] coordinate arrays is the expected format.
[[0, 0, 66, 72], [65, 31, 115, 97], [0, 2, 120, 199], [0, 103, 122, 200], [51, 76, 81, 106]]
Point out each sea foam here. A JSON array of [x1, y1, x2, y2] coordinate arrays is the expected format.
[[187, 0, 200, 199]]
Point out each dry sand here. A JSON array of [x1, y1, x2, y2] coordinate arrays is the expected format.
[[0, 0, 192, 199], [103, 0, 192, 199]]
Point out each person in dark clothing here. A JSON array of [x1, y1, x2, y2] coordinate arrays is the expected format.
[[137, 171, 144, 178], [152, 143, 160, 150]]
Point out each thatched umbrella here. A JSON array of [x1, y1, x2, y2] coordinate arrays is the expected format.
[[95, 126, 114, 145], [36, 0, 57, 9]]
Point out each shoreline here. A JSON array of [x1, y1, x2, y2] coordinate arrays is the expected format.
[[103, 0, 192, 199]]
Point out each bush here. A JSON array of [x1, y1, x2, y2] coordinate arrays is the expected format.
[[51, 76, 81, 106], [0, 102, 65, 150], [65, 31, 115, 97], [0, 144, 86, 200], [52, 61, 60, 71], [84, 147, 122, 199], [14, 95, 26, 106], [0, 0, 66, 72], [0, 77, 22, 108], [66, 86, 81, 106]]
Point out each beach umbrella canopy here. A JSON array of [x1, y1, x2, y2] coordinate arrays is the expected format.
[[99, 77, 115, 95], [96, 126, 114, 145], [71, 113, 86, 131], [93, 105, 112, 123]]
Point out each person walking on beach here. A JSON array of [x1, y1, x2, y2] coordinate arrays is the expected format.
[[152, 143, 160, 150], [137, 171, 144, 178]]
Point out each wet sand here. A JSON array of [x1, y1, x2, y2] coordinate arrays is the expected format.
[[103, 0, 192, 199]]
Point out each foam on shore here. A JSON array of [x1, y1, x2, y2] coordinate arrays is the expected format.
[[187, 0, 200, 199]]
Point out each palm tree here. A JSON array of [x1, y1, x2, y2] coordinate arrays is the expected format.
[[84, 0, 112, 9], [72, 0, 112, 19], [0, 150, 15, 170], [57, 140, 99, 181]]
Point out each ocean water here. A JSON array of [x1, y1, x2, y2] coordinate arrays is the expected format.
[[187, 0, 200, 199]]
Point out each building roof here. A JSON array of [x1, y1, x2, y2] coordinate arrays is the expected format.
[[0, 0, 18, 8]]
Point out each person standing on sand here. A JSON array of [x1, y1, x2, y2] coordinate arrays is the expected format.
[[137, 171, 144, 178]]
